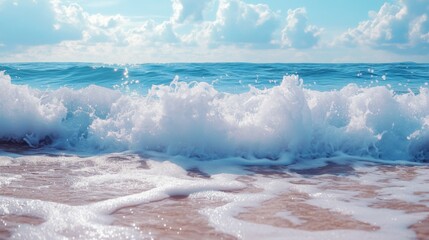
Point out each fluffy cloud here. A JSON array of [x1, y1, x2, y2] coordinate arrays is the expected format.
[[0, 0, 324, 61], [144, 0, 321, 49], [82, 14, 128, 43], [204, 0, 280, 47], [172, 0, 212, 23], [281, 8, 322, 49], [51, 1, 130, 44], [181, 0, 321, 49], [126, 20, 179, 46], [339, 0, 429, 54]]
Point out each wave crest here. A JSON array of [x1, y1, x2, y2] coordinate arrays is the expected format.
[[1, 71, 429, 161]]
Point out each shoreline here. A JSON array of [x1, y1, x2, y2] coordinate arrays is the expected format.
[[1, 153, 428, 239]]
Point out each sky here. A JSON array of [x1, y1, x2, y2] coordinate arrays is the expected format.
[[0, 0, 428, 63]]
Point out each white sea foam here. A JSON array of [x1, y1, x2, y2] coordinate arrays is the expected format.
[[0, 154, 245, 239], [1, 154, 428, 239], [1, 71, 429, 161]]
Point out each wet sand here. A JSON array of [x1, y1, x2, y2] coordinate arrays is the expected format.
[[0, 154, 428, 239]]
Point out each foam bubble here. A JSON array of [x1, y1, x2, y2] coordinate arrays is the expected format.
[[1, 153, 428, 239], [1, 72, 429, 161]]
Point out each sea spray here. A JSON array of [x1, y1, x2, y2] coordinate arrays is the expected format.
[[1, 70, 429, 161]]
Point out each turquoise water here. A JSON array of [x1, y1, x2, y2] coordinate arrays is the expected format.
[[2, 62, 428, 93]]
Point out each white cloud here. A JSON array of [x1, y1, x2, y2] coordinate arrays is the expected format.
[[205, 0, 280, 47], [0, 0, 327, 62], [82, 14, 129, 44], [281, 8, 322, 49], [52, 1, 85, 26], [52, 0, 179, 46], [51, 1, 131, 44], [87, 13, 125, 29], [339, 0, 429, 54], [172, 0, 212, 24], [180, 0, 321, 49], [0, 0, 135, 49], [126, 20, 179, 46]]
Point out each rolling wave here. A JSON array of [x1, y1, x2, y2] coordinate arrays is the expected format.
[[1, 71, 429, 161]]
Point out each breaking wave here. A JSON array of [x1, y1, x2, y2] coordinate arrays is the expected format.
[[1, 71, 429, 162]]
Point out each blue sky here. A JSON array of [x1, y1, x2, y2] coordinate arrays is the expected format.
[[0, 0, 428, 63]]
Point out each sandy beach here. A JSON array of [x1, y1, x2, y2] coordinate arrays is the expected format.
[[1, 154, 428, 239]]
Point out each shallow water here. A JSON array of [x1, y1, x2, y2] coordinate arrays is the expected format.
[[1, 62, 429, 239], [0, 154, 428, 239]]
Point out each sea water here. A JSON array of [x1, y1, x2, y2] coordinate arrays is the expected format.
[[0, 63, 428, 239]]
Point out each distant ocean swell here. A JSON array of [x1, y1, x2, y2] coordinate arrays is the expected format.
[[1, 71, 429, 162]]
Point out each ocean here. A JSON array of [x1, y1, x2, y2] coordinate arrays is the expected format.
[[0, 62, 428, 239]]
